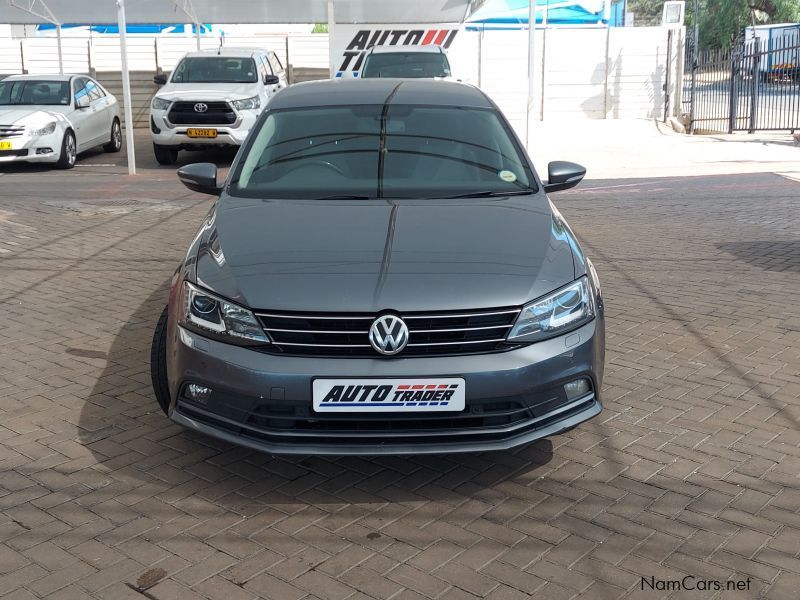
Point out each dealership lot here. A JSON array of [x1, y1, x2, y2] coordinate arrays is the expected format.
[[1, 135, 799, 600]]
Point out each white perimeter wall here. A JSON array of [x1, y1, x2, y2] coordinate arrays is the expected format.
[[0, 27, 683, 135]]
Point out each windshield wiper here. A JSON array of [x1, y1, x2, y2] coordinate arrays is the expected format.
[[312, 194, 373, 200], [440, 189, 537, 199]]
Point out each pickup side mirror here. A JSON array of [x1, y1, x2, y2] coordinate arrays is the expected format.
[[543, 161, 586, 193], [153, 73, 168, 85], [264, 74, 280, 85], [177, 163, 222, 196]]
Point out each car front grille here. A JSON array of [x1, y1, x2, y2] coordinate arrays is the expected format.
[[0, 125, 25, 139], [175, 383, 596, 448], [255, 307, 523, 357], [0, 149, 28, 157], [167, 101, 236, 125]]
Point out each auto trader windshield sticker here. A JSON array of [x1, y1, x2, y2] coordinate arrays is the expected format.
[[332, 24, 459, 78], [498, 170, 517, 183]]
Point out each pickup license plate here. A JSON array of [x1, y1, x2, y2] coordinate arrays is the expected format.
[[186, 128, 217, 138], [0, 141, 12, 150], [313, 378, 465, 413]]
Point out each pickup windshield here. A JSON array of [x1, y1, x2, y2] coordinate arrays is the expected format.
[[361, 52, 451, 78], [171, 57, 258, 84], [230, 104, 535, 199]]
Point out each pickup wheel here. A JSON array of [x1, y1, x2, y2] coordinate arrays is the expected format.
[[153, 143, 178, 166], [150, 306, 171, 415]]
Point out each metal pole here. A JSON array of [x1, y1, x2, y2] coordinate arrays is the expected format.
[[525, 0, 537, 147], [56, 23, 63, 75], [195, 22, 201, 50], [117, 0, 136, 175], [327, 0, 336, 78]]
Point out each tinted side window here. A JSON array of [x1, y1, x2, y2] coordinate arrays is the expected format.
[[267, 52, 283, 75], [73, 77, 89, 104]]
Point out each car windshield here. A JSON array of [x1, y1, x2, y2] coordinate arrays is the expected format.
[[171, 57, 258, 83], [0, 80, 70, 106], [229, 104, 535, 199], [361, 52, 451, 78]]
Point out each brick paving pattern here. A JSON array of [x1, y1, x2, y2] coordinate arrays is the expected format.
[[0, 161, 799, 599]]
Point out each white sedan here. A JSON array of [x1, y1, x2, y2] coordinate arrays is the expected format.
[[0, 74, 121, 169]]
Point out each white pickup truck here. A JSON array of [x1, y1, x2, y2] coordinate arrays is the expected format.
[[149, 47, 287, 165]]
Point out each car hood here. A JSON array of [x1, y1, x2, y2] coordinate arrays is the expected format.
[[154, 82, 260, 102], [0, 107, 70, 125], [195, 195, 577, 313]]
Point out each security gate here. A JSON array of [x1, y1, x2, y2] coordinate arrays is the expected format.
[[685, 31, 800, 133]]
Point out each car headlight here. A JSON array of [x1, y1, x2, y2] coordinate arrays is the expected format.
[[180, 281, 269, 345], [231, 96, 260, 110], [151, 96, 171, 110], [507, 277, 595, 343], [29, 122, 56, 136]]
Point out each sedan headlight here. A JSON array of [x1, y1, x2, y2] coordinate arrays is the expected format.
[[151, 96, 171, 110], [180, 281, 269, 344], [231, 95, 261, 110], [29, 122, 56, 136], [507, 277, 595, 343]]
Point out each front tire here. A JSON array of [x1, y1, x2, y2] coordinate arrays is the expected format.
[[55, 130, 76, 169], [153, 143, 178, 165], [104, 118, 122, 153], [150, 306, 171, 415]]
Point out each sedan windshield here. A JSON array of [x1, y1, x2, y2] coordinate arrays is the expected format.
[[230, 104, 534, 199], [362, 53, 451, 78], [0, 80, 70, 106], [171, 57, 258, 83]]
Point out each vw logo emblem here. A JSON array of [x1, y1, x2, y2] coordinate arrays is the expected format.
[[194, 102, 208, 113], [369, 314, 409, 356]]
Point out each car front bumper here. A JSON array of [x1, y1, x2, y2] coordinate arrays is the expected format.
[[0, 132, 62, 164], [150, 109, 258, 148], [165, 314, 604, 456]]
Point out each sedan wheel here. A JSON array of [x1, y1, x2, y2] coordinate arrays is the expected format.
[[55, 130, 76, 170], [104, 119, 122, 153]]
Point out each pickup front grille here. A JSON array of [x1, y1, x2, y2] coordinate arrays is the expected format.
[[0, 125, 25, 139], [255, 307, 522, 357], [167, 101, 236, 125]]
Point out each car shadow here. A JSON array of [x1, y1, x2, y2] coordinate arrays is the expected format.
[[76, 280, 556, 509]]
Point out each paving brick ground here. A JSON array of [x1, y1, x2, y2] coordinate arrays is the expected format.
[[1, 147, 799, 599]]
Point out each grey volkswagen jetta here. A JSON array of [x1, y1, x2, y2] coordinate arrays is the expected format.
[[151, 78, 604, 455]]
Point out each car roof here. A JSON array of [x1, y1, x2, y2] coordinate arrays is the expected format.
[[182, 47, 263, 58], [268, 79, 492, 110], [2, 74, 76, 82], [367, 45, 446, 55]]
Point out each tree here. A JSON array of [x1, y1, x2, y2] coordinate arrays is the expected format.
[[627, 0, 800, 47], [698, 0, 800, 48]]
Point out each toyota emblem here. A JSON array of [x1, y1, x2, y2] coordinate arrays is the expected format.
[[369, 315, 409, 355], [194, 102, 208, 113]]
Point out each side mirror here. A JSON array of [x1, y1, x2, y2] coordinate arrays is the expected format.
[[153, 73, 168, 85], [177, 163, 222, 196], [75, 95, 90, 109], [264, 74, 279, 85], [543, 161, 586, 193]]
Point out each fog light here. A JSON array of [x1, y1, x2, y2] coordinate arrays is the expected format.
[[36, 147, 53, 154], [185, 383, 212, 404], [564, 378, 590, 400]]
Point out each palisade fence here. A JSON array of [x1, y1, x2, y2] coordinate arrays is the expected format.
[[685, 34, 800, 133], [0, 27, 683, 133]]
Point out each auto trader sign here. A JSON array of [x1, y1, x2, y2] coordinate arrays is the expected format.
[[332, 24, 459, 78]]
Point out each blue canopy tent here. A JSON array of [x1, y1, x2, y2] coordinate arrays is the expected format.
[[466, 0, 608, 29]]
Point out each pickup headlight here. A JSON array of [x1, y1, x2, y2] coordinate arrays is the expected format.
[[231, 95, 261, 110], [151, 96, 171, 110], [29, 122, 56, 136], [180, 282, 269, 345], [507, 277, 595, 343]]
